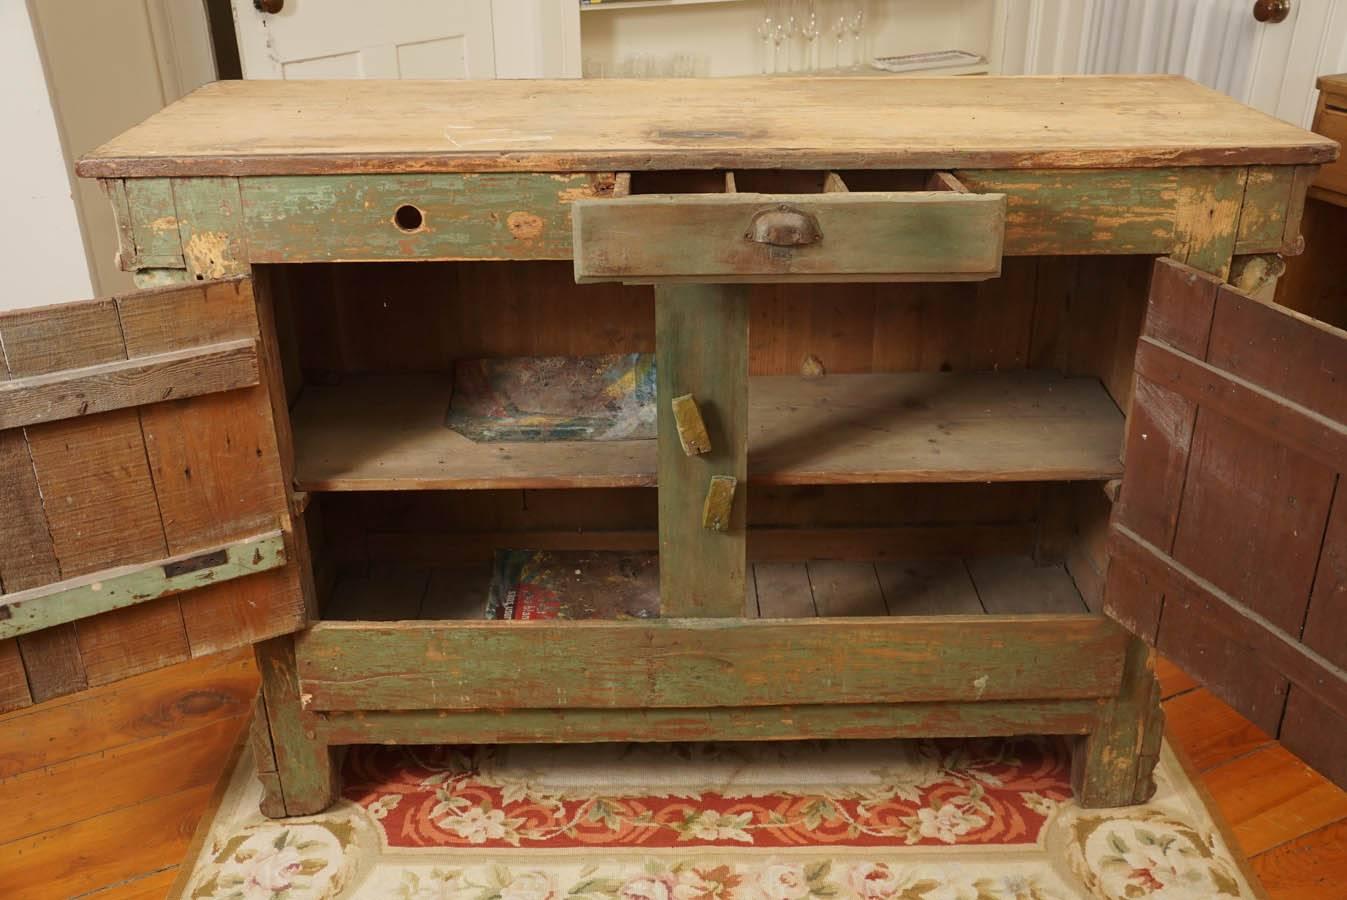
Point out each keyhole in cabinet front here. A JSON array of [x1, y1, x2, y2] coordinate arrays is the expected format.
[[393, 204, 425, 232]]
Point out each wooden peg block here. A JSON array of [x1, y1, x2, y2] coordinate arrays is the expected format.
[[671, 393, 712, 456], [702, 475, 737, 532]]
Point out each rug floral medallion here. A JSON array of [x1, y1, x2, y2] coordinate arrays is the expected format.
[[180, 737, 1262, 900]]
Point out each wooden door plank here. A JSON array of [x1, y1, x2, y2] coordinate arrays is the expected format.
[[1303, 487, 1347, 670], [656, 284, 748, 616], [1170, 414, 1335, 636], [0, 338, 258, 430], [0, 531, 286, 641], [118, 279, 304, 655], [875, 559, 984, 615], [1110, 258, 1347, 792], [0, 641, 30, 713], [0, 300, 182, 693], [752, 562, 815, 618], [968, 556, 1087, 614], [808, 561, 886, 616]]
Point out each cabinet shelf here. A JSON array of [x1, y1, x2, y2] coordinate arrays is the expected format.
[[291, 370, 1124, 492], [322, 554, 1092, 622]]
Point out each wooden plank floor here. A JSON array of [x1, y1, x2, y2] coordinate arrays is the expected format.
[[0, 648, 1342, 898]]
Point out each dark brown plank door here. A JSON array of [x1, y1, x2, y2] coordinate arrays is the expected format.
[[0, 278, 305, 712], [1106, 257, 1347, 789]]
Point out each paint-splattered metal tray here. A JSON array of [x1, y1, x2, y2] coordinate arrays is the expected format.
[[486, 549, 659, 620], [446, 353, 655, 442]]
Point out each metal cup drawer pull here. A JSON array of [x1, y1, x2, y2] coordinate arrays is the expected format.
[[746, 205, 822, 247]]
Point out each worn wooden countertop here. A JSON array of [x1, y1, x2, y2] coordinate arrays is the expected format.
[[78, 75, 1337, 178]]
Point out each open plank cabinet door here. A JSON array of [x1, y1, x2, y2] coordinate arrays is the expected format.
[[1106, 257, 1347, 790], [0, 277, 307, 713]]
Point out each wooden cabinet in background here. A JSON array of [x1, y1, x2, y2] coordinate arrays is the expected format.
[[2, 75, 1344, 816]]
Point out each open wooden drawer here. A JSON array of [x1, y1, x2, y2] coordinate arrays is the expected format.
[[573, 170, 1006, 283]]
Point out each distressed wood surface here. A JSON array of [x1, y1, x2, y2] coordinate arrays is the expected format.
[[1106, 257, 1347, 791], [172, 178, 248, 279], [109, 166, 1300, 275], [294, 615, 1129, 711], [0, 279, 302, 703], [254, 636, 334, 817], [120, 279, 304, 653], [656, 284, 748, 616], [0, 532, 285, 641], [290, 371, 1124, 490], [124, 178, 184, 269], [1073, 637, 1164, 807], [243, 173, 612, 262], [574, 190, 1005, 282], [0, 338, 257, 430], [78, 76, 1335, 177], [1, 299, 180, 692], [315, 699, 1102, 747]]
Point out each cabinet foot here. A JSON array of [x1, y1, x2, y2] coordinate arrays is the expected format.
[[1072, 636, 1164, 808], [254, 636, 338, 817]]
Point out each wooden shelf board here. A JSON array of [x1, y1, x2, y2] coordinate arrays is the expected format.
[[292, 370, 1124, 491], [321, 554, 1090, 622]]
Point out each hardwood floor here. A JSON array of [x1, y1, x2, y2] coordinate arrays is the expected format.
[[0, 649, 1342, 898]]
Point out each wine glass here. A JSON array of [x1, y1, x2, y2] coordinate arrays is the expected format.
[[831, 8, 848, 71], [783, 4, 801, 72], [773, 20, 789, 74], [847, 3, 866, 71], [756, 3, 776, 75], [800, 0, 820, 72]]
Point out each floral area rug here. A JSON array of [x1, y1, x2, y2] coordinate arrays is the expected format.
[[178, 737, 1263, 900]]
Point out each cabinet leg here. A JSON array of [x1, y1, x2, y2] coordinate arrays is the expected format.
[[1072, 636, 1164, 808], [254, 635, 337, 817]]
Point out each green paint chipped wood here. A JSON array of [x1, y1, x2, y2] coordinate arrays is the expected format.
[[657, 284, 748, 617], [293, 614, 1130, 712], [316, 698, 1103, 747], [125, 178, 185, 268], [173, 177, 249, 279], [1234, 166, 1294, 254], [240, 173, 610, 262], [255, 636, 336, 816], [1173, 166, 1246, 280], [0, 531, 286, 640], [954, 168, 1180, 255], [573, 189, 1005, 282], [1072, 637, 1165, 806]]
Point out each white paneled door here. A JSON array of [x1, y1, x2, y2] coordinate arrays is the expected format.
[[232, 0, 498, 79], [998, 0, 1347, 126]]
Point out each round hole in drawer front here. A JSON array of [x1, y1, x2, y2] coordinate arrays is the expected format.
[[393, 204, 425, 232]]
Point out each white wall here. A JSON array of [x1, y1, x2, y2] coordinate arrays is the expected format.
[[0, 2, 93, 310]]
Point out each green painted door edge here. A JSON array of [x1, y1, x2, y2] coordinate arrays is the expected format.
[[0, 530, 287, 640]]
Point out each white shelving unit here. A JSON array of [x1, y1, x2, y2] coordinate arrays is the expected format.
[[579, 0, 998, 79]]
